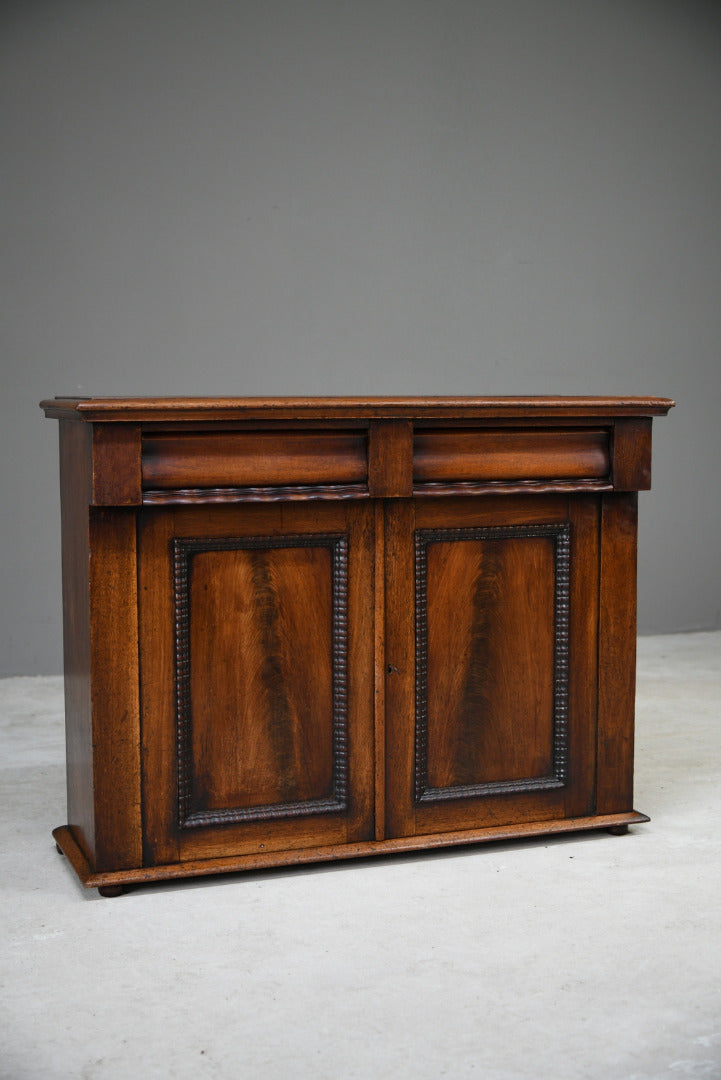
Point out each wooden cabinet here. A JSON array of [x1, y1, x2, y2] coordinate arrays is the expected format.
[[41, 396, 673, 895]]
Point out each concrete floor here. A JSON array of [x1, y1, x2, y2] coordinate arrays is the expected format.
[[1, 632, 719, 1080]]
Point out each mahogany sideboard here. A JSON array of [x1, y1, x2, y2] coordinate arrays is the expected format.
[[41, 395, 674, 896]]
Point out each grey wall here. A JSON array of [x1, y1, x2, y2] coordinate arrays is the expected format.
[[2, 0, 720, 675]]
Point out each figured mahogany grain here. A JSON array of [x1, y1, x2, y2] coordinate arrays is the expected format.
[[188, 544, 335, 813], [139, 501, 376, 865], [424, 534, 556, 789], [386, 495, 600, 838]]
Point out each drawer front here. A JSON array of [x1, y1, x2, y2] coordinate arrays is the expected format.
[[142, 431, 367, 490], [413, 428, 610, 484]]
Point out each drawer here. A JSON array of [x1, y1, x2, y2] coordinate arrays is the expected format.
[[413, 428, 610, 484], [142, 430, 367, 490]]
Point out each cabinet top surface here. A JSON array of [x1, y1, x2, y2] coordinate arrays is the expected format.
[[40, 395, 675, 423]]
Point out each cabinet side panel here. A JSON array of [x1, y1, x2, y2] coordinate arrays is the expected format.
[[58, 421, 95, 864], [596, 493, 638, 813], [88, 510, 143, 871]]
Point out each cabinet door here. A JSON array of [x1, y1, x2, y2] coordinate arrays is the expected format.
[[385, 495, 599, 839], [139, 501, 375, 866]]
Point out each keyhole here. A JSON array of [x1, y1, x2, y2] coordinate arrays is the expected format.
[[387, 664, 399, 675]]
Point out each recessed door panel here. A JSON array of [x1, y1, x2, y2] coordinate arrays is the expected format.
[[180, 538, 339, 825], [386, 496, 598, 838], [140, 502, 375, 864], [419, 526, 564, 798]]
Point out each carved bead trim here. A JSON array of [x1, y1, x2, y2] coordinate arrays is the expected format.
[[147, 480, 612, 504], [145, 483, 368, 504], [414, 523, 571, 804], [413, 479, 612, 497], [173, 532, 349, 828]]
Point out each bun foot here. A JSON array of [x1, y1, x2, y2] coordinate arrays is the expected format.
[[98, 884, 124, 898], [607, 824, 629, 836]]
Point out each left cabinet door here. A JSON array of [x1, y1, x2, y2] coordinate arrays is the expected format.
[[139, 500, 376, 867]]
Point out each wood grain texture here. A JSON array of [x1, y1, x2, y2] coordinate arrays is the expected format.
[[175, 536, 343, 826], [41, 396, 675, 423], [142, 483, 368, 504], [596, 493, 639, 813], [142, 431, 367, 489], [562, 495, 600, 819], [414, 429, 610, 483], [413, 479, 612, 497], [58, 420, 95, 864], [91, 423, 142, 505], [54, 811, 651, 891], [612, 418, 653, 491], [416, 525, 566, 799], [383, 499, 417, 840], [373, 501, 386, 841], [56, 422, 142, 872], [45, 397, 668, 893], [368, 420, 413, 497], [140, 501, 375, 866], [386, 496, 599, 838], [87, 510, 142, 871]]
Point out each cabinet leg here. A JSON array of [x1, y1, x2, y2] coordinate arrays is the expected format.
[[98, 884, 124, 898], [607, 824, 629, 836]]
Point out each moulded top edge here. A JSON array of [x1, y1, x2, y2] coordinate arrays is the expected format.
[[39, 395, 676, 423]]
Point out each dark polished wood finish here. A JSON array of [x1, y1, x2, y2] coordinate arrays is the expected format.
[[369, 420, 413, 497], [56, 421, 142, 873], [139, 501, 375, 866], [53, 810, 650, 894], [42, 396, 673, 894], [142, 430, 367, 490], [41, 395, 674, 422], [413, 428, 610, 483], [383, 495, 600, 838]]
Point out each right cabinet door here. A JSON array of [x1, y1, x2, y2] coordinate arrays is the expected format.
[[384, 494, 600, 839]]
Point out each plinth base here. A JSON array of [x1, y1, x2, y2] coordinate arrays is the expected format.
[[53, 811, 650, 896]]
